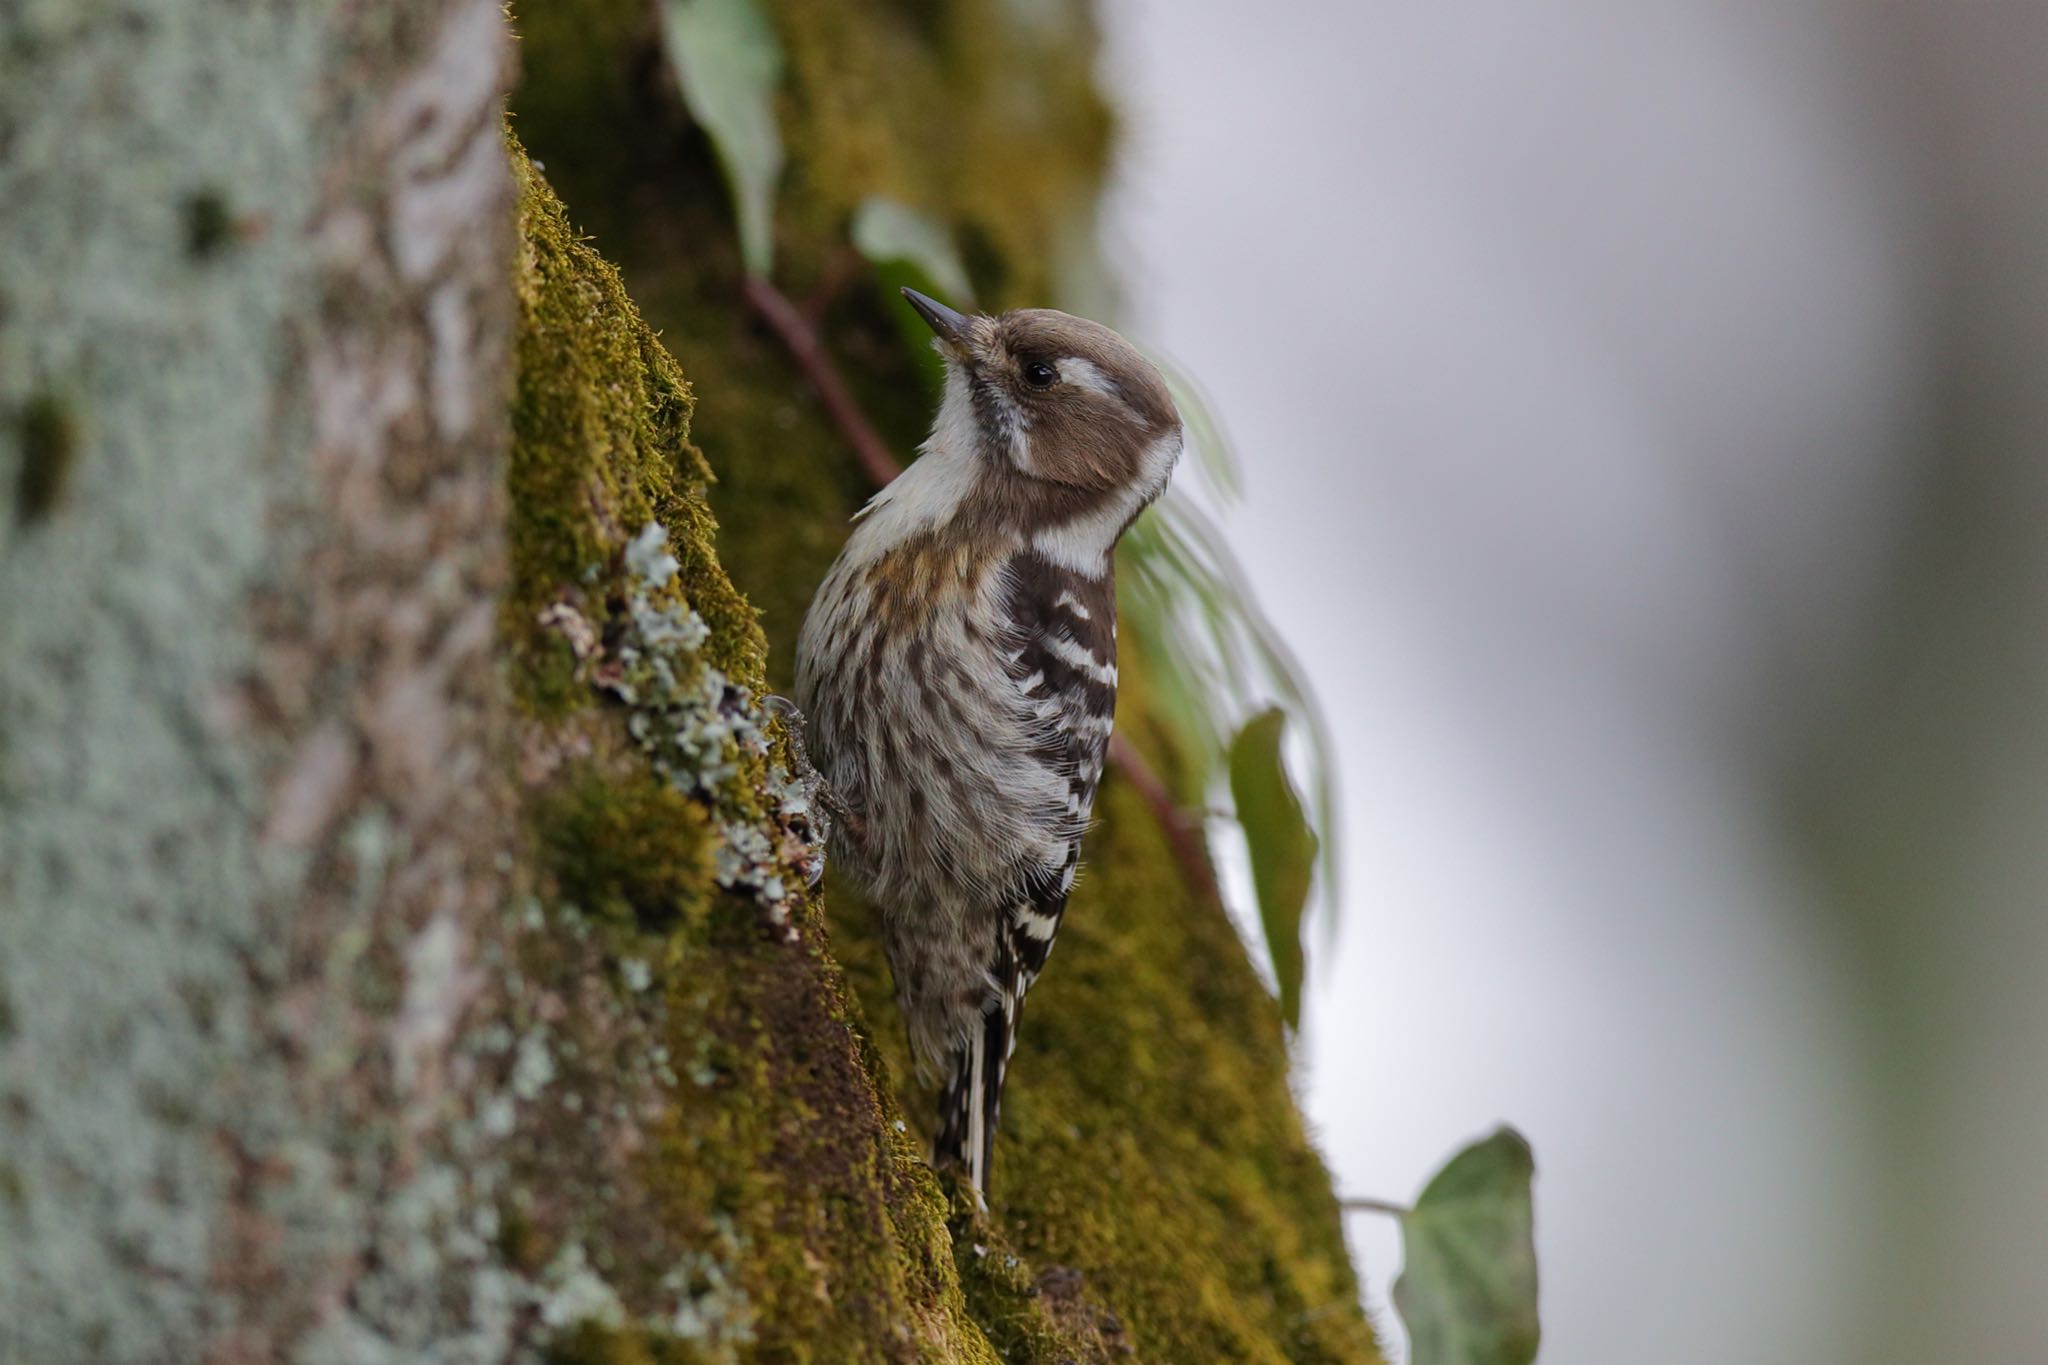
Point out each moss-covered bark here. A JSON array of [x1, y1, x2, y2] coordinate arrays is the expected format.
[[498, 150, 1020, 1363]]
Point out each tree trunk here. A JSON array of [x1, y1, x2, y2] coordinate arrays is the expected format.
[[0, 2, 1379, 1360]]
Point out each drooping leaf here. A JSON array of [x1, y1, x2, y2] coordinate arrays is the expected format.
[[1394, 1128, 1541, 1365], [851, 197, 975, 302], [852, 197, 975, 391], [658, 0, 784, 278], [1227, 707, 1316, 1028]]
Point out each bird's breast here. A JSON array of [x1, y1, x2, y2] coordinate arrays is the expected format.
[[795, 533, 1071, 908]]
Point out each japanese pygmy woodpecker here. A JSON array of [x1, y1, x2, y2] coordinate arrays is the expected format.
[[794, 288, 1182, 1197]]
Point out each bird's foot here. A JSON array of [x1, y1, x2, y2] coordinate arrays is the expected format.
[[762, 696, 863, 886]]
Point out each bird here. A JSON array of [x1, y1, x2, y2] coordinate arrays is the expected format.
[[792, 287, 1182, 1199]]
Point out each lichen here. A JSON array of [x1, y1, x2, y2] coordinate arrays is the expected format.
[[0, 2, 337, 1355]]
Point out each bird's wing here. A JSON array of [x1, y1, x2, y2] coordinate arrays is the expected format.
[[936, 551, 1118, 1195]]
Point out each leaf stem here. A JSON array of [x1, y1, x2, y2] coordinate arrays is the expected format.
[[1106, 730, 1220, 902], [1338, 1197, 1411, 1219], [742, 274, 905, 489], [742, 275, 1221, 904]]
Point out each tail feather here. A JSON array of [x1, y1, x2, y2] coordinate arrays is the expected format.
[[936, 981, 1019, 1199]]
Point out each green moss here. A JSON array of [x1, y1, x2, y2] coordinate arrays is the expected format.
[[534, 765, 717, 930], [948, 1205, 1122, 1363], [507, 147, 765, 713], [541, 1321, 657, 1365]]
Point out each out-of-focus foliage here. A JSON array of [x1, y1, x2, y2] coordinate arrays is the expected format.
[[1121, 489, 1341, 926], [656, 0, 784, 277], [1392, 1128, 1541, 1365], [1116, 378, 1339, 960], [1228, 707, 1316, 1027], [1160, 360, 1243, 503], [852, 197, 976, 392], [853, 197, 977, 302]]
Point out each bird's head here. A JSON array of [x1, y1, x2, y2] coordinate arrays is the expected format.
[[902, 288, 1182, 509]]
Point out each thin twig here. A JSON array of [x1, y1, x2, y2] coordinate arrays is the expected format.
[[1106, 731, 1218, 902], [1338, 1198, 1410, 1219], [800, 246, 864, 324], [743, 275, 1220, 903], [742, 275, 904, 489]]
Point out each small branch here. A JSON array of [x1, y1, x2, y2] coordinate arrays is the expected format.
[[1107, 731, 1219, 902], [1338, 1198, 1410, 1219], [744, 275, 1221, 904], [800, 246, 864, 324], [742, 275, 903, 489]]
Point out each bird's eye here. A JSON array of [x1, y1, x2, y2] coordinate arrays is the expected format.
[[1022, 361, 1058, 389]]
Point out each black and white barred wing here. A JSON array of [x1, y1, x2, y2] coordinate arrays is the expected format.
[[1000, 555, 1119, 988], [935, 554, 1120, 1194]]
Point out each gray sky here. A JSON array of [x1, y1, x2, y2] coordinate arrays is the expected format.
[[1096, 3, 1926, 1359]]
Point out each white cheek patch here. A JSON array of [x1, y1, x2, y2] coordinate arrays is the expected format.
[[1010, 419, 1034, 475], [1028, 426, 1183, 577]]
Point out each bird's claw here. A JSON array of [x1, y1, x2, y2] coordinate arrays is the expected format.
[[763, 696, 862, 885]]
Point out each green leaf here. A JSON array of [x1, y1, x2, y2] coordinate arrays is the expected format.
[[1394, 1128, 1541, 1365], [851, 197, 975, 303], [851, 197, 975, 392], [658, 0, 785, 278], [1227, 707, 1316, 1028]]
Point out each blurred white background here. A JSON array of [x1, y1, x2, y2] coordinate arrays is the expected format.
[[1098, 2, 2048, 1361]]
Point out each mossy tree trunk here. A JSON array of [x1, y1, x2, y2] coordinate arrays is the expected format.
[[1, 2, 1379, 1361]]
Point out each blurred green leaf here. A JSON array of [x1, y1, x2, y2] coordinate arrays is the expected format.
[[851, 197, 975, 302], [658, 0, 784, 278], [1394, 1128, 1541, 1365], [1158, 359, 1242, 504], [1227, 707, 1316, 1028], [852, 197, 974, 393]]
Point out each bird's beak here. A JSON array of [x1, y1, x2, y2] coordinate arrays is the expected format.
[[902, 287, 971, 350]]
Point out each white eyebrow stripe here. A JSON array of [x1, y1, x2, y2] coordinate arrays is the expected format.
[[1057, 356, 1125, 402]]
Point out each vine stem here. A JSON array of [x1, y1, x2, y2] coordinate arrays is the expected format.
[[742, 274, 1220, 903], [742, 275, 904, 490]]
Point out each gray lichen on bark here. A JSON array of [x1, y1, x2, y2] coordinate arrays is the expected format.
[[1, 0, 521, 1358]]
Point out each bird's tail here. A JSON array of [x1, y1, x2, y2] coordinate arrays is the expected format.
[[935, 980, 1019, 1201]]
